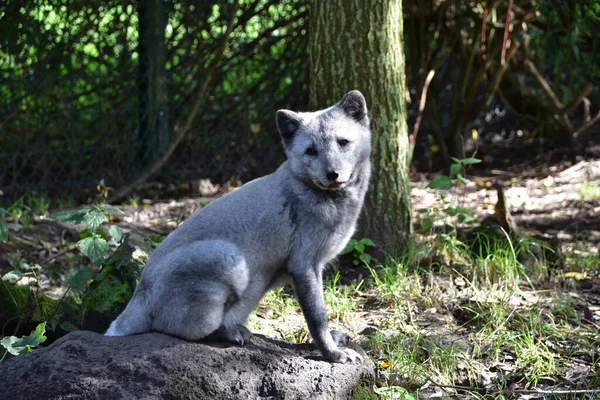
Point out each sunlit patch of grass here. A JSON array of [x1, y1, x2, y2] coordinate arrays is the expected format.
[[367, 328, 479, 394], [563, 243, 600, 274], [324, 271, 358, 324], [576, 181, 600, 200], [510, 317, 560, 386]]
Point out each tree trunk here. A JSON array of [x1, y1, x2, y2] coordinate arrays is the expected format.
[[138, 0, 169, 166], [309, 0, 412, 254]]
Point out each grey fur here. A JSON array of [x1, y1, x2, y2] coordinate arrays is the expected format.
[[105, 90, 372, 363]]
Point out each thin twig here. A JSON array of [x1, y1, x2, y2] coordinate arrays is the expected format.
[[501, 0, 514, 66], [409, 69, 436, 164]]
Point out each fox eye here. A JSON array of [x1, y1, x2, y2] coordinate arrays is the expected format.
[[305, 147, 318, 156], [338, 139, 350, 147]]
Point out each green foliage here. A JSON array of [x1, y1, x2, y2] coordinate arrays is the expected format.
[[420, 158, 480, 234], [531, 0, 600, 105], [341, 238, 376, 266], [65, 267, 95, 294], [1, 322, 47, 357], [50, 205, 124, 266], [0, 208, 9, 242], [576, 181, 600, 200]]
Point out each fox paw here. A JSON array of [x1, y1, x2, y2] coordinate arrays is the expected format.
[[327, 347, 363, 364], [217, 324, 253, 346]]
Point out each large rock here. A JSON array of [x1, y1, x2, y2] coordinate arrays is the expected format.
[[0, 331, 375, 399]]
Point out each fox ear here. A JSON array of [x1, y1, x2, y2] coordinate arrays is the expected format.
[[338, 90, 369, 126], [276, 110, 302, 143]]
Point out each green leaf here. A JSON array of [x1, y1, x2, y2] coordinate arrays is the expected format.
[[354, 242, 365, 253], [65, 267, 94, 293], [0, 220, 8, 241], [49, 209, 86, 225], [79, 235, 109, 265], [456, 173, 470, 185], [427, 175, 452, 190], [463, 216, 478, 225], [359, 253, 371, 265], [444, 207, 458, 216], [421, 217, 433, 231], [1, 336, 20, 355], [416, 208, 430, 214], [100, 206, 124, 215], [60, 321, 79, 332], [18, 322, 47, 349], [449, 163, 461, 177], [450, 157, 461, 164], [108, 225, 123, 242], [0, 207, 7, 215], [461, 157, 482, 165], [1, 323, 47, 355], [94, 228, 108, 240], [358, 238, 375, 247], [340, 243, 355, 255], [456, 206, 475, 215], [2, 270, 23, 281], [84, 211, 107, 231], [48, 314, 62, 332]]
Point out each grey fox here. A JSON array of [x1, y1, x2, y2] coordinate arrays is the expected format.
[[106, 90, 372, 363]]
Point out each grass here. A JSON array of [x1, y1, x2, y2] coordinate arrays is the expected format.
[[576, 181, 600, 200], [246, 224, 600, 398]]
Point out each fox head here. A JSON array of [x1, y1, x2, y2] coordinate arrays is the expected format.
[[275, 90, 372, 191]]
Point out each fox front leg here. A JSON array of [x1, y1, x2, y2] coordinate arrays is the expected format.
[[290, 263, 362, 363]]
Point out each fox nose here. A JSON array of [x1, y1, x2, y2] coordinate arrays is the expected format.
[[326, 171, 339, 181]]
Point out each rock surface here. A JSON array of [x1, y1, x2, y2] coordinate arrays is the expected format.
[[0, 331, 375, 400]]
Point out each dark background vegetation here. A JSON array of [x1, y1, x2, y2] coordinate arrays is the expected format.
[[1, 0, 599, 205]]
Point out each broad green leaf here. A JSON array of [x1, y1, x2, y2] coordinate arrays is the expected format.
[[359, 253, 371, 265], [450, 157, 461, 164], [17, 322, 47, 349], [421, 217, 433, 231], [50, 209, 87, 225], [449, 163, 461, 177], [354, 242, 365, 253], [0, 207, 7, 215], [444, 207, 458, 216], [2, 270, 23, 281], [456, 206, 475, 215], [427, 175, 452, 190], [358, 238, 375, 247], [60, 321, 79, 332], [0, 220, 8, 241], [461, 157, 482, 165], [65, 267, 94, 293], [101, 206, 124, 215], [1, 322, 47, 355], [94, 228, 108, 240], [463, 216, 478, 224], [48, 314, 62, 332], [456, 173, 470, 185], [340, 244, 354, 255], [108, 225, 123, 242], [79, 235, 109, 265], [1, 336, 20, 355], [84, 211, 107, 231]]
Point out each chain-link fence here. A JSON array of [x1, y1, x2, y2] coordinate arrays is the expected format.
[[0, 0, 309, 204]]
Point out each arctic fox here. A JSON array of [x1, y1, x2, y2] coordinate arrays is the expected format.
[[106, 90, 372, 363]]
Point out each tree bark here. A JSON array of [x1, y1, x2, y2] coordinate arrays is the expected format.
[[309, 0, 412, 254]]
